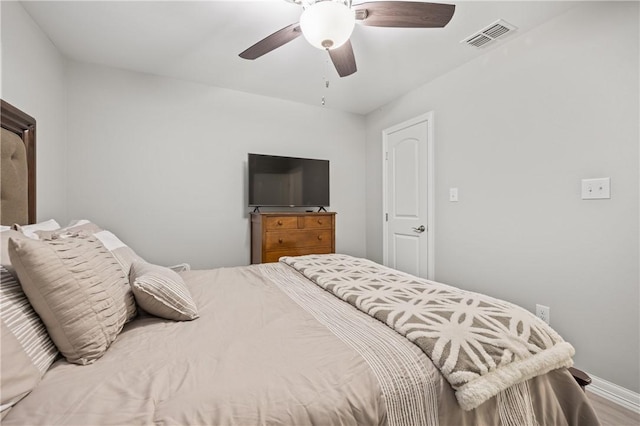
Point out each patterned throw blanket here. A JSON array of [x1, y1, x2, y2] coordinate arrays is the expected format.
[[280, 254, 575, 411]]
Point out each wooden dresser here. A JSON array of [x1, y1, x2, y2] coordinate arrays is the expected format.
[[251, 212, 336, 264]]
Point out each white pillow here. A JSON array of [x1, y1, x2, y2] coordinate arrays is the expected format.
[[14, 219, 61, 239]]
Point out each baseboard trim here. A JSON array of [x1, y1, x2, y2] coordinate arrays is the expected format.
[[588, 374, 640, 414]]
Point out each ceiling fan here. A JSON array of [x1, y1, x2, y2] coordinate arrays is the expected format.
[[239, 0, 455, 78]]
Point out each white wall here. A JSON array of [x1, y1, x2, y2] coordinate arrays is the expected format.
[[65, 62, 366, 269], [365, 2, 639, 392], [0, 1, 67, 223]]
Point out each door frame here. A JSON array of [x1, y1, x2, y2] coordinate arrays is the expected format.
[[382, 111, 435, 280]]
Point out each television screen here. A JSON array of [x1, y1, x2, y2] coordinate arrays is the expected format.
[[248, 154, 330, 207]]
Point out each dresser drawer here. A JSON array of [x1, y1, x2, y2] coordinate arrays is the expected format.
[[263, 247, 333, 263], [265, 230, 332, 250], [251, 212, 336, 265], [264, 216, 298, 230], [302, 215, 333, 229]]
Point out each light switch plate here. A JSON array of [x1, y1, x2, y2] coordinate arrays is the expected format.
[[449, 188, 459, 202], [581, 178, 610, 200]]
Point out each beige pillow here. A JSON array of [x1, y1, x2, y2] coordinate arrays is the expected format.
[[0, 266, 58, 413], [9, 233, 137, 365], [1, 229, 27, 276], [34, 220, 144, 276], [130, 261, 199, 321]]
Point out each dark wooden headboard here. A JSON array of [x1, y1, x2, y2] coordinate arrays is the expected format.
[[1, 99, 36, 225]]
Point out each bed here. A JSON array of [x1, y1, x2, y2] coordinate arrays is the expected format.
[[0, 100, 600, 425]]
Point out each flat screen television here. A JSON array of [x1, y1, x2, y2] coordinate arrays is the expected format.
[[248, 153, 330, 208]]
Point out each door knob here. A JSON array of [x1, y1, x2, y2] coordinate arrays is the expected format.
[[412, 225, 426, 233]]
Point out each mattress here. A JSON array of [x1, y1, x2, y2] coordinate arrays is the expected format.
[[3, 262, 599, 425]]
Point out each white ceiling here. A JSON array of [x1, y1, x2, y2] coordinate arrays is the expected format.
[[21, 0, 577, 115]]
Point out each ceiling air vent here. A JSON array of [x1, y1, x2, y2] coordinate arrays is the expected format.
[[461, 19, 518, 48]]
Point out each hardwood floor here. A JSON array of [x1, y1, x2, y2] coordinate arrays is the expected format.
[[587, 391, 640, 425]]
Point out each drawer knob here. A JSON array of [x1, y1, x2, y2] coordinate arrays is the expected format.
[[278, 238, 283, 244], [277, 220, 283, 226], [317, 219, 323, 224], [317, 235, 322, 241]]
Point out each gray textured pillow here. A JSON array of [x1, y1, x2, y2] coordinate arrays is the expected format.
[[8, 233, 137, 365], [130, 261, 199, 321], [0, 266, 58, 413]]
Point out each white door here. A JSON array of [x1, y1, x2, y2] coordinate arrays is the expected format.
[[382, 112, 434, 279]]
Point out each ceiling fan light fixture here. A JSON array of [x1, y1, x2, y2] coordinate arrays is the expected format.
[[300, 1, 355, 50]]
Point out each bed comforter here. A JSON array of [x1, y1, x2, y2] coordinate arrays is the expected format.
[[3, 261, 599, 425]]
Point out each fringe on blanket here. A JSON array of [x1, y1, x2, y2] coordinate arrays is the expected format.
[[497, 381, 538, 426]]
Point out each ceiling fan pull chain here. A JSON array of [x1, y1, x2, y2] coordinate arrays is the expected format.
[[322, 57, 330, 106], [324, 55, 329, 85]]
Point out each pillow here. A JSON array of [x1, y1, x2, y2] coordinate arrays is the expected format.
[[130, 261, 199, 321], [1, 229, 27, 276], [34, 220, 144, 276], [0, 266, 58, 413], [8, 233, 137, 365], [12, 219, 60, 239], [4, 221, 58, 275]]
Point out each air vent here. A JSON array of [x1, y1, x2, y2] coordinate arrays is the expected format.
[[461, 19, 518, 48], [466, 34, 492, 48]]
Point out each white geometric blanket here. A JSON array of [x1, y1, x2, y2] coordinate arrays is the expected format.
[[280, 254, 575, 411]]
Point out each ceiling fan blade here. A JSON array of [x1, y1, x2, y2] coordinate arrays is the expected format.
[[239, 22, 302, 60], [354, 1, 455, 28], [329, 40, 357, 77]]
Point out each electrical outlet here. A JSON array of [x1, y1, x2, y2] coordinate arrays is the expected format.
[[536, 304, 550, 325]]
